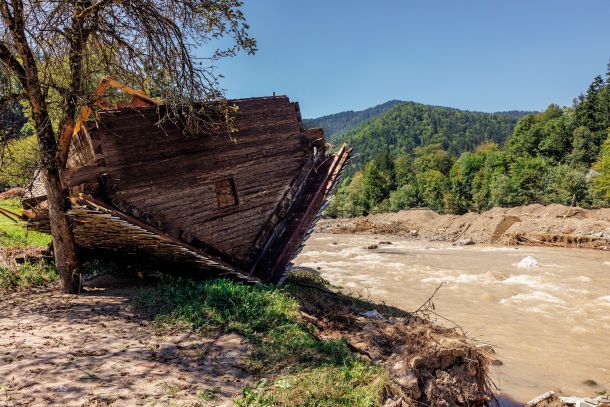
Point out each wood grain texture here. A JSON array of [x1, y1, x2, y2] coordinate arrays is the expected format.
[[53, 96, 350, 282], [65, 97, 312, 266]]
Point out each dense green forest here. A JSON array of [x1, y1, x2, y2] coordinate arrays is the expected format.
[[303, 100, 403, 138], [328, 103, 533, 171], [327, 67, 610, 217]]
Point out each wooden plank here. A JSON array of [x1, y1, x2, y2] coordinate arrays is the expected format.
[[60, 163, 106, 189], [77, 194, 243, 272], [252, 145, 352, 282]]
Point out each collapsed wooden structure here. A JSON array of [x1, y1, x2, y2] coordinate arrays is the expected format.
[[25, 83, 351, 283]]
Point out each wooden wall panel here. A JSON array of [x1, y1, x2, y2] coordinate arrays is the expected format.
[[66, 127, 96, 169], [87, 96, 312, 265]]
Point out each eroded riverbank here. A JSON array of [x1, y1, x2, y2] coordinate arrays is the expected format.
[[318, 204, 610, 250], [294, 233, 610, 404]]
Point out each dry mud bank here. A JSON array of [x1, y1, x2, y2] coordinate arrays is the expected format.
[[318, 204, 610, 250], [0, 282, 250, 406]]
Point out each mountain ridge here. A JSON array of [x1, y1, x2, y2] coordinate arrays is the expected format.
[[304, 100, 535, 140], [308, 101, 534, 172]]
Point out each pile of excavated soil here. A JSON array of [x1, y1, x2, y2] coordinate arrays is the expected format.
[[318, 204, 610, 250]]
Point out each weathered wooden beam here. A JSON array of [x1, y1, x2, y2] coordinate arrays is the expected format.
[[76, 194, 249, 277], [60, 163, 106, 189], [264, 145, 351, 282]]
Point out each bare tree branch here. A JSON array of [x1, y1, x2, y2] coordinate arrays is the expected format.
[[77, 0, 114, 20], [0, 0, 256, 293], [0, 40, 27, 88]]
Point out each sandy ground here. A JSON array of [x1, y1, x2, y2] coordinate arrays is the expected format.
[[318, 204, 610, 249], [0, 279, 251, 407], [0, 271, 495, 407]]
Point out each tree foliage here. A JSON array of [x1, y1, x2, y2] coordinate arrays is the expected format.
[[328, 65, 610, 217], [330, 102, 529, 173], [590, 134, 610, 206], [0, 135, 38, 187], [303, 100, 403, 139], [0, 0, 255, 293]]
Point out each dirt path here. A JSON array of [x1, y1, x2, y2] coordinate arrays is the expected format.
[[0, 280, 250, 406]]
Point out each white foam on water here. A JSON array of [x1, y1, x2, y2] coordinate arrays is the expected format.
[[299, 250, 337, 258], [476, 246, 519, 252], [412, 246, 452, 252], [422, 272, 497, 285], [514, 256, 540, 269], [353, 253, 384, 261], [338, 247, 365, 257], [351, 274, 381, 285], [604, 261, 610, 266], [342, 281, 361, 289], [501, 275, 558, 291], [524, 306, 551, 314], [500, 291, 565, 305], [598, 295, 610, 305], [574, 276, 592, 283], [298, 260, 352, 269], [376, 262, 407, 270], [313, 235, 336, 241]]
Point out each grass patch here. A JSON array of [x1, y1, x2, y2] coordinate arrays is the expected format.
[[0, 198, 51, 248], [197, 386, 221, 402], [0, 261, 57, 291], [134, 276, 391, 406], [236, 364, 390, 406]]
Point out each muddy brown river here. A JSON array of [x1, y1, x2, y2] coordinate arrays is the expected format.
[[295, 233, 610, 404]]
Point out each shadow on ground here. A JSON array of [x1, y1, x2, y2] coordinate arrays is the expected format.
[[0, 275, 250, 406]]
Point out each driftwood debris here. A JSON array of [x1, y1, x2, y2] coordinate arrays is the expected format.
[[24, 82, 351, 283], [508, 233, 610, 250]]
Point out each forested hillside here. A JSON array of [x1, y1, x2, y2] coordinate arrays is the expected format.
[[327, 66, 610, 217], [330, 103, 530, 171], [303, 100, 402, 138]]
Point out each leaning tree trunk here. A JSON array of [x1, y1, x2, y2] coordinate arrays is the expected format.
[[0, 0, 81, 293], [43, 166, 81, 293], [34, 112, 81, 294]]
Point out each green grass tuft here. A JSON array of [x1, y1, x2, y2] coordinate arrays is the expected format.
[[0, 198, 51, 248], [134, 276, 391, 406], [0, 261, 57, 291], [236, 363, 390, 407], [135, 276, 323, 369]]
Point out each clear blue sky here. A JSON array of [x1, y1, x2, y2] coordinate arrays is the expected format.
[[210, 0, 610, 118]]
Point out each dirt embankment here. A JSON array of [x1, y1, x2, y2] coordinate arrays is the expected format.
[[318, 204, 610, 250], [292, 277, 492, 406]]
